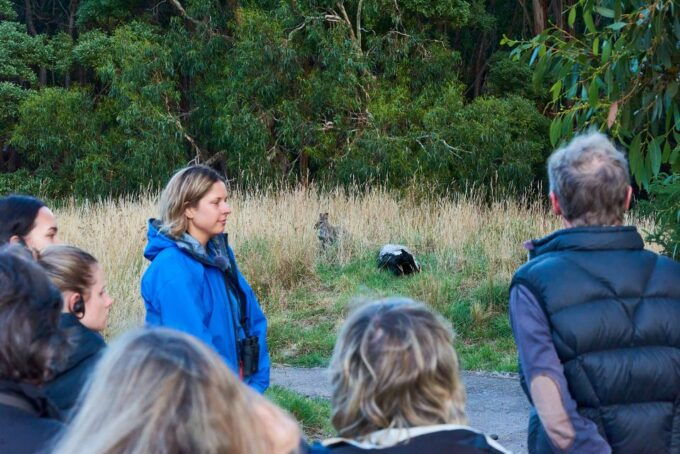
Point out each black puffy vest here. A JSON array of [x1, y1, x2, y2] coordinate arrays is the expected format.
[[511, 226, 680, 453]]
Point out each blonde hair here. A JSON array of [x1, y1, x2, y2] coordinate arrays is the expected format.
[[53, 328, 272, 454], [330, 298, 467, 438], [38, 245, 98, 316], [159, 165, 226, 238]]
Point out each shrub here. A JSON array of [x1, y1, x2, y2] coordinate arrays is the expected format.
[[639, 173, 680, 260], [0, 169, 48, 196], [484, 52, 545, 102], [444, 95, 550, 193]]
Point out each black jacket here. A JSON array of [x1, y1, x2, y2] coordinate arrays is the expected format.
[[43, 313, 106, 417], [0, 380, 63, 454], [316, 425, 509, 454], [512, 226, 680, 453]]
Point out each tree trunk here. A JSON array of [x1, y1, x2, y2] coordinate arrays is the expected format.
[[532, 0, 548, 34], [23, 0, 47, 85], [65, 0, 79, 87], [551, 0, 564, 29], [472, 32, 489, 97], [299, 149, 309, 187], [516, 0, 532, 36]]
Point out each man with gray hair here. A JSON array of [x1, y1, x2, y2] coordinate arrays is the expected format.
[[509, 131, 680, 453]]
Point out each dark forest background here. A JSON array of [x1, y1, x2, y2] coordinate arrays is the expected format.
[[1, 0, 678, 255]]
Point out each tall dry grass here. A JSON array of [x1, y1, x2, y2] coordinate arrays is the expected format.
[[55, 186, 653, 342]]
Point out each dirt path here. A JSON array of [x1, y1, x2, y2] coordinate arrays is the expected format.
[[272, 366, 530, 453]]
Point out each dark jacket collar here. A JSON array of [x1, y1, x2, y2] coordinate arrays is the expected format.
[[58, 313, 106, 374], [529, 226, 644, 259], [0, 380, 61, 419]]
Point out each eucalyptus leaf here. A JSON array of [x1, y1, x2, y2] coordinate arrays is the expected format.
[[601, 40, 611, 64], [568, 7, 577, 28], [648, 138, 662, 176], [588, 79, 599, 107], [607, 22, 627, 31], [584, 11, 597, 33], [550, 116, 562, 146], [595, 7, 615, 18]]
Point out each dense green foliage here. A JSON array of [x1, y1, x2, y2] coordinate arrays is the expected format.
[[506, 0, 680, 256], [1, 0, 553, 197], [639, 173, 680, 260], [2, 0, 676, 255]]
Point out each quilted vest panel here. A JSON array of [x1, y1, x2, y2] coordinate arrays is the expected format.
[[512, 226, 680, 453]]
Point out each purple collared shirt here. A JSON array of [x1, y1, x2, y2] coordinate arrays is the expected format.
[[509, 283, 612, 453]]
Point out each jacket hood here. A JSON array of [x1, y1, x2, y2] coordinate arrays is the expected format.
[[144, 219, 178, 262], [144, 219, 231, 272]]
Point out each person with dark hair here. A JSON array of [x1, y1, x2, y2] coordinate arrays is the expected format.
[[0, 194, 59, 254], [38, 245, 113, 416], [142, 165, 270, 392], [0, 246, 68, 453], [510, 131, 680, 453]]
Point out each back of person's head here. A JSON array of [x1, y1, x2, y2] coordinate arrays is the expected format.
[[54, 328, 290, 454], [38, 245, 98, 317], [330, 298, 466, 439], [0, 246, 65, 383], [158, 165, 226, 238], [0, 194, 46, 244], [548, 131, 630, 226]]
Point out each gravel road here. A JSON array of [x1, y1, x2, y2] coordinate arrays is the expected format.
[[272, 366, 530, 453]]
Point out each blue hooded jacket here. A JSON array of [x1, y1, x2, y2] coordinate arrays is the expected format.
[[141, 220, 270, 392]]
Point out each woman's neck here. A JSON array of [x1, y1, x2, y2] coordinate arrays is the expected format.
[[186, 227, 210, 247]]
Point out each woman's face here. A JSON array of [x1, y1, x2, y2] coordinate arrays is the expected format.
[[80, 264, 114, 332], [185, 181, 232, 245], [21, 206, 60, 251]]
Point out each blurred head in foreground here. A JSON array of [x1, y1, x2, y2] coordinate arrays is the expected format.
[[0, 246, 65, 384], [329, 297, 467, 439], [53, 328, 301, 454]]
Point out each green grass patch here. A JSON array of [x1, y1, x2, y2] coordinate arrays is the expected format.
[[265, 385, 334, 439], [265, 250, 518, 372]]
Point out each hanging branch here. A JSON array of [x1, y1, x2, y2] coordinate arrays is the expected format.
[[356, 0, 363, 49], [337, 2, 361, 52], [167, 0, 233, 40], [164, 94, 204, 163]]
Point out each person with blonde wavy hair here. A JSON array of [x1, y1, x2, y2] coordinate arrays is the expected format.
[[52, 328, 303, 454], [319, 298, 509, 454], [141, 165, 269, 392]]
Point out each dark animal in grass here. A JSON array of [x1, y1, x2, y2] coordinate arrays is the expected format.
[[378, 244, 421, 276], [315, 212, 341, 249]]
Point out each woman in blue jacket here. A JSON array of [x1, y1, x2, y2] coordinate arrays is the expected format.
[[141, 165, 270, 392]]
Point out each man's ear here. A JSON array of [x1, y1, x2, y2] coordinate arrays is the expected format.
[[549, 191, 562, 216], [624, 185, 633, 211], [8, 235, 22, 245]]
